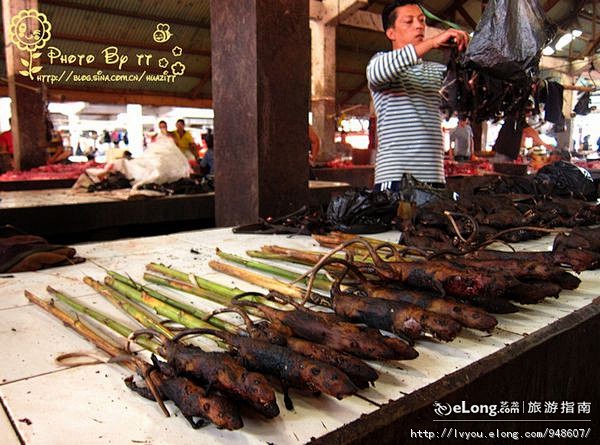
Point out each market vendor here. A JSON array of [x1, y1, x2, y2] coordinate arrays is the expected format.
[[367, 0, 469, 190], [172, 119, 197, 160]]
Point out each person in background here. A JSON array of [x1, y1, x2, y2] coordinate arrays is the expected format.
[[158, 120, 173, 138], [172, 118, 197, 160], [0, 118, 13, 173], [367, 0, 469, 190], [335, 131, 354, 159], [0, 118, 14, 155], [202, 127, 214, 151], [522, 124, 553, 151], [200, 130, 214, 175], [308, 124, 321, 167], [582, 135, 590, 152], [111, 129, 121, 148], [450, 116, 473, 162]]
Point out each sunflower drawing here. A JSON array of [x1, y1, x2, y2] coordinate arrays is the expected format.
[[9, 9, 52, 79]]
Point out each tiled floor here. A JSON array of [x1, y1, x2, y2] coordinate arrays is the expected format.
[[0, 229, 597, 444]]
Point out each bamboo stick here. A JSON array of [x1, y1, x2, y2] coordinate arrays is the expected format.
[[24, 290, 136, 372], [208, 260, 331, 307], [105, 273, 241, 334], [46, 286, 159, 354], [216, 249, 332, 291], [146, 263, 244, 299], [30, 289, 170, 417], [83, 277, 174, 339], [141, 272, 271, 318], [103, 277, 214, 330]]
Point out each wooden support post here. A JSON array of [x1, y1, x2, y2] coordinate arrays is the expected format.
[[210, 0, 310, 227], [471, 120, 483, 154], [310, 18, 337, 162], [2, 0, 49, 171]]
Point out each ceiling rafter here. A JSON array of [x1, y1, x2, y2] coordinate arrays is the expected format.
[[189, 64, 212, 99], [544, 0, 561, 13], [583, 33, 600, 56], [457, 6, 477, 30], [40, 59, 206, 78], [46, 86, 212, 108], [50, 32, 211, 57], [440, 0, 468, 19], [339, 79, 368, 107], [40, 0, 209, 29]]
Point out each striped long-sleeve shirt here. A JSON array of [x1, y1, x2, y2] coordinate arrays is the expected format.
[[367, 44, 446, 184]]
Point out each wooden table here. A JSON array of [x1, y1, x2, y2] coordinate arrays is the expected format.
[[0, 181, 350, 243]]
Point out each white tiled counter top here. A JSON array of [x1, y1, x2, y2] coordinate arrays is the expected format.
[[0, 228, 598, 444]]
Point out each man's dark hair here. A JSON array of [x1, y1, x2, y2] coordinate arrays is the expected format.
[[382, 1, 422, 30], [176, 119, 185, 125]]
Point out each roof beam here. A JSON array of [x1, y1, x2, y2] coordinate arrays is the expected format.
[[323, 0, 369, 25], [340, 10, 382, 32], [583, 33, 600, 56], [40, 0, 208, 29], [189, 64, 212, 99], [51, 32, 211, 57], [544, 0, 561, 12], [578, 11, 600, 27], [46, 87, 212, 108], [38, 59, 206, 79], [457, 6, 477, 30], [441, 0, 468, 19], [339, 80, 368, 107], [339, 11, 447, 36]]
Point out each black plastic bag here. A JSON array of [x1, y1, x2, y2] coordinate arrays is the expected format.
[[464, 0, 556, 81], [326, 188, 399, 234], [573, 92, 592, 116], [535, 161, 597, 201]]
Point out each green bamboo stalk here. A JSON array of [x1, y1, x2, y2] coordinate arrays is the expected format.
[[25, 290, 136, 371], [216, 249, 332, 291], [141, 272, 274, 316], [147, 263, 244, 299], [246, 249, 322, 267], [106, 272, 241, 334], [36, 288, 171, 417], [101, 276, 219, 333], [46, 286, 159, 354], [143, 264, 282, 309], [208, 260, 331, 307], [84, 277, 174, 340]]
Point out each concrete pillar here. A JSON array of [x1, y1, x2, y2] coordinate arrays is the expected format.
[[126, 104, 143, 157], [210, 0, 310, 227]]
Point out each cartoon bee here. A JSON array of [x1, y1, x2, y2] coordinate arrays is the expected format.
[[153, 23, 172, 43]]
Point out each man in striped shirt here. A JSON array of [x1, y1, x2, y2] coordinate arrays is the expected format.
[[367, 1, 469, 190]]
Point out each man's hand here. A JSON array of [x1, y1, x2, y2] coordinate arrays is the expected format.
[[432, 29, 470, 51], [414, 28, 470, 57]]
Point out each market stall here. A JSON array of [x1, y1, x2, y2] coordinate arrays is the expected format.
[[0, 228, 597, 444]]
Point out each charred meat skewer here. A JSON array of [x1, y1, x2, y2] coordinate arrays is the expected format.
[[230, 292, 418, 361], [207, 303, 378, 389], [129, 329, 280, 419], [24, 290, 243, 430], [125, 355, 244, 430], [324, 258, 464, 341], [173, 328, 359, 410]]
